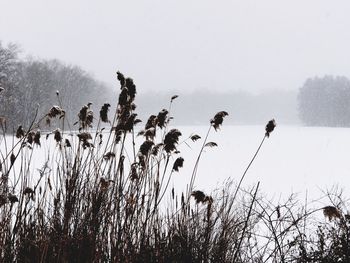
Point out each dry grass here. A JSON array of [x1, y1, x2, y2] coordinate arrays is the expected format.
[[0, 72, 349, 262]]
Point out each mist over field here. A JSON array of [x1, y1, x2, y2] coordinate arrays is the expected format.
[[137, 89, 299, 125]]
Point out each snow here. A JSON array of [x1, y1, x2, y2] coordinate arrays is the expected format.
[[170, 125, 350, 201], [2, 125, 350, 203]]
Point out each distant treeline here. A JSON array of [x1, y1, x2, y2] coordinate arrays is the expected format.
[[298, 75, 350, 127], [0, 42, 114, 130], [1, 41, 307, 129]]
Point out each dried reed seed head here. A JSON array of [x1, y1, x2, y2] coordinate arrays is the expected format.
[[116, 110, 127, 126], [265, 119, 276, 137], [0, 194, 6, 207], [125, 77, 136, 100], [157, 109, 169, 129], [216, 111, 229, 117], [54, 129, 62, 143], [134, 119, 142, 125], [164, 129, 182, 153], [139, 140, 154, 156], [10, 153, 16, 165], [144, 127, 156, 141], [65, 138, 71, 147], [77, 133, 90, 141], [117, 71, 126, 87], [137, 130, 145, 136], [78, 106, 89, 128], [276, 205, 281, 219], [131, 103, 137, 111], [79, 105, 88, 121], [78, 105, 92, 126], [23, 187, 34, 195], [34, 130, 41, 146], [114, 129, 123, 144], [98, 133, 103, 146], [118, 87, 129, 107], [86, 110, 93, 127], [100, 177, 113, 190], [84, 141, 94, 148], [191, 190, 207, 204], [138, 155, 146, 168], [77, 132, 93, 143], [211, 111, 229, 131], [26, 131, 35, 144], [48, 106, 65, 118], [171, 95, 178, 102], [323, 206, 341, 220], [205, 142, 218, 148], [191, 191, 213, 204], [130, 164, 138, 180], [125, 77, 133, 88], [145, 115, 157, 130], [78, 105, 94, 129], [103, 152, 116, 160], [172, 157, 184, 172], [16, 125, 25, 138], [151, 143, 164, 156], [8, 193, 18, 203], [124, 113, 138, 132], [100, 103, 111, 123], [190, 134, 201, 142]]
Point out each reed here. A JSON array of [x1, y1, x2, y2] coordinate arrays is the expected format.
[[0, 72, 349, 262]]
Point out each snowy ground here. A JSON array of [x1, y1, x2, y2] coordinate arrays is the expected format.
[[171, 125, 350, 203], [2, 125, 349, 204]]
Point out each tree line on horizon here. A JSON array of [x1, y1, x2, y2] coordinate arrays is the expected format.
[[0, 41, 113, 130], [298, 75, 350, 127], [0, 41, 300, 130], [2, 41, 349, 129]]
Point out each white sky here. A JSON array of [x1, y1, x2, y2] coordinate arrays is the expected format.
[[1, 0, 350, 93]]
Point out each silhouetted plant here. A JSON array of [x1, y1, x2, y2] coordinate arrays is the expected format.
[[0, 71, 347, 263]]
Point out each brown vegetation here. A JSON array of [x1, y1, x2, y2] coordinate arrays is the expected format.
[[0, 72, 349, 262]]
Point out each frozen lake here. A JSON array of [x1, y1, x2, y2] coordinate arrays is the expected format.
[[170, 125, 350, 201], [2, 125, 349, 202]]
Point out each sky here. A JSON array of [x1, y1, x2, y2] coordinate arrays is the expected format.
[[1, 0, 350, 94]]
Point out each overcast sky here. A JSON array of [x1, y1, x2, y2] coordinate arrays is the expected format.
[[1, 0, 350, 94]]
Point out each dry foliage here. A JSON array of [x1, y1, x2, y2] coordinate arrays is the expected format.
[[0, 72, 348, 263]]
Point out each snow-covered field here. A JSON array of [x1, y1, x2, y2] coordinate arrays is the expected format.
[[2, 125, 349, 202], [172, 125, 350, 201]]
